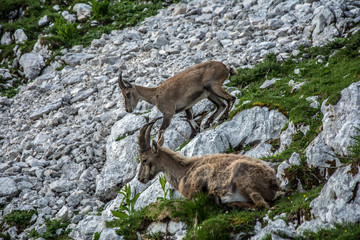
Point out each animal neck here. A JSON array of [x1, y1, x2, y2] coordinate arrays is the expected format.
[[157, 147, 191, 190], [134, 85, 158, 105]]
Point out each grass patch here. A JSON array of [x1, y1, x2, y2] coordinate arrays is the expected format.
[[229, 30, 360, 162], [300, 222, 360, 240], [1, 210, 36, 233], [28, 218, 71, 240], [106, 188, 323, 239], [268, 187, 322, 224]]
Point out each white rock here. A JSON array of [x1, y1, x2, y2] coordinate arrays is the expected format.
[[260, 78, 280, 89], [19, 52, 45, 79], [69, 215, 106, 240], [0, 177, 19, 198], [62, 11, 76, 23], [310, 164, 360, 224], [13, 29, 28, 43], [1, 32, 12, 45], [321, 81, 360, 156], [38, 15, 50, 26], [73, 3, 92, 21]]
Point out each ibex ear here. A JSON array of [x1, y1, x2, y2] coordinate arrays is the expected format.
[[151, 139, 158, 156]]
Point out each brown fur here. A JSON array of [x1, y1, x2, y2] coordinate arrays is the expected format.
[[137, 121, 281, 209], [119, 61, 236, 144]]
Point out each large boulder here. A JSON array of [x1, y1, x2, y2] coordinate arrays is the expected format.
[[95, 114, 146, 201], [181, 107, 288, 157], [19, 52, 45, 80], [321, 81, 360, 156], [310, 163, 360, 224]]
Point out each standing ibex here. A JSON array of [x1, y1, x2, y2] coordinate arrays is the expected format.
[[118, 61, 236, 144], [137, 120, 282, 209]]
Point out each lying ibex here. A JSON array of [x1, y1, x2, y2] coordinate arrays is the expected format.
[[118, 61, 236, 144], [137, 120, 282, 209]]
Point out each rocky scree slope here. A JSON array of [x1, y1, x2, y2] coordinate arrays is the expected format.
[[1, 0, 360, 239]]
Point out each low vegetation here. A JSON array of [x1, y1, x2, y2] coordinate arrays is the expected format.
[[0, 0, 180, 97], [0, 209, 36, 239], [229, 29, 360, 163], [28, 218, 71, 240]]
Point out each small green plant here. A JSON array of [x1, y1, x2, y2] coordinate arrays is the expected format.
[[116, 135, 127, 141], [106, 208, 147, 240], [111, 184, 141, 219], [157, 174, 173, 201], [91, 0, 110, 20], [348, 125, 360, 160], [2, 210, 36, 232], [28, 218, 71, 240], [93, 231, 101, 240], [175, 140, 191, 151], [54, 16, 78, 44]]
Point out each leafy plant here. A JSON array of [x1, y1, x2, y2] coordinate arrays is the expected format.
[[91, 0, 110, 20], [348, 125, 360, 160], [157, 174, 173, 201], [2, 210, 36, 232], [111, 184, 141, 219], [54, 16, 78, 44], [106, 208, 147, 240], [28, 218, 71, 240]]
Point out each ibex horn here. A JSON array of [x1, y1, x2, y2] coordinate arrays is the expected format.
[[117, 71, 133, 89], [138, 117, 162, 153]]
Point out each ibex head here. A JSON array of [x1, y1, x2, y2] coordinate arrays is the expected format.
[[118, 71, 139, 113], [137, 119, 161, 183]]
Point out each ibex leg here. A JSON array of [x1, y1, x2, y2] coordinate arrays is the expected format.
[[185, 108, 199, 138], [203, 93, 225, 129], [209, 85, 236, 122], [158, 113, 173, 146]]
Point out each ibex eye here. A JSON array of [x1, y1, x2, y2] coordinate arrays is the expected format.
[[126, 92, 130, 97]]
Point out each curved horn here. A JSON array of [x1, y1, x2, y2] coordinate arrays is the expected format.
[[138, 117, 162, 153], [117, 71, 127, 90]]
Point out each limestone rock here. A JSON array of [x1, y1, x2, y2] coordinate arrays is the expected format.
[[19, 52, 45, 80], [73, 3, 92, 21], [310, 164, 360, 224], [0, 177, 20, 198], [13, 29, 28, 43]]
